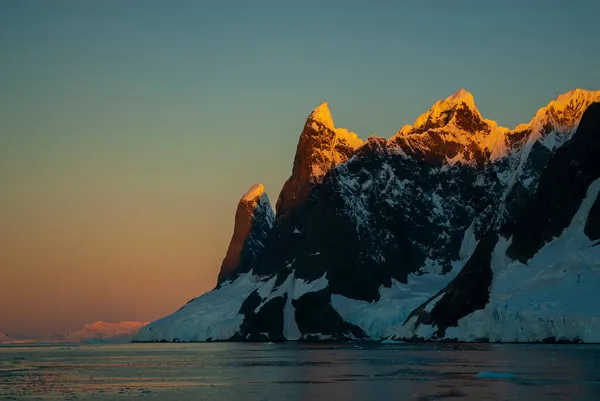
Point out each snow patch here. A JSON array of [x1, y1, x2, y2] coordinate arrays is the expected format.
[[331, 260, 463, 340], [134, 272, 264, 342], [458, 220, 478, 260], [304, 333, 333, 340], [282, 275, 301, 340], [256, 276, 278, 298], [424, 293, 445, 313], [255, 272, 329, 339], [292, 273, 328, 300]]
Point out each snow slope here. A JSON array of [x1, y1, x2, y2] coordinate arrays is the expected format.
[[445, 178, 600, 342], [331, 260, 464, 340], [135, 273, 265, 342], [135, 271, 331, 342]]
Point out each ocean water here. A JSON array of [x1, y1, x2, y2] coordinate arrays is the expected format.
[[1, 342, 600, 400]]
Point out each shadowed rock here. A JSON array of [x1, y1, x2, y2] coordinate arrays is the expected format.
[[217, 184, 274, 286], [507, 102, 600, 262]]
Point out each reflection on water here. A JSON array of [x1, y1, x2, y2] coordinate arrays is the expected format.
[[1, 342, 599, 400]]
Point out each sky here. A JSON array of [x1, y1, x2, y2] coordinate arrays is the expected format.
[[1, 0, 599, 337]]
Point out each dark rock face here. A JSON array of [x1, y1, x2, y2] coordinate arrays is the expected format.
[[585, 195, 600, 241], [293, 289, 366, 340], [507, 103, 600, 262], [390, 132, 488, 166], [217, 184, 275, 286], [407, 233, 498, 337], [454, 104, 490, 133], [236, 292, 286, 342], [505, 128, 532, 148], [259, 137, 501, 302]]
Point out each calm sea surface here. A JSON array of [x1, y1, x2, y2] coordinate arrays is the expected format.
[[1, 342, 600, 400]]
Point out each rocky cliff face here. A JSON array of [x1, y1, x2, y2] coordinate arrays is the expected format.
[[217, 184, 274, 285], [135, 89, 600, 344], [507, 102, 600, 262], [405, 102, 600, 341], [276, 102, 362, 222]]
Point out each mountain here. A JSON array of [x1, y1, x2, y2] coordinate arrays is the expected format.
[[217, 184, 274, 285], [135, 89, 600, 343], [276, 102, 363, 221], [64, 321, 149, 343], [0, 322, 148, 344]]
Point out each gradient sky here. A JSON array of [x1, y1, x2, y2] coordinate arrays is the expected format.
[[1, 0, 599, 337]]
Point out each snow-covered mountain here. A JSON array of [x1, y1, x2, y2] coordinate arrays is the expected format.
[[135, 89, 600, 343], [1, 322, 148, 344], [65, 321, 149, 343]]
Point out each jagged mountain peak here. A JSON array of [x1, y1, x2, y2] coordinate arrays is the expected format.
[[388, 88, 600, 165], [242, 183, 267, 203], [307, 101, 335, 131], [505, 89, 600, 153], [305, 102, 363, 149], [411, 88, 487, 133], [523, 88, 600, 132], [218, 184, 274, 285], [430, 88, 478, 116], [276, 103, 363, 220], [553, 88, 600, 108], [387, 89, 498, 166], [449, 88, 476, 103]]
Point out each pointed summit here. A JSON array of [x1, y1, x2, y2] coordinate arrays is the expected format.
[[242, 183, 267, 203], [526, 88, 600, 133], [446, 88, 476, 108], [507, 88, 600, 151], [276, 103, 362, 221], [388, 89, 497, 166], [307, 102, 335, 131], [413, 88, 481, 129], [217, 184, 274, 286]]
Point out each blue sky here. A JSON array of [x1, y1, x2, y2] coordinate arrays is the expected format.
[[1, 0, 599, 335]]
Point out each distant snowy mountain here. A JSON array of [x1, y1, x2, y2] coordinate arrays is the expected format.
[[66, 321, 148, 343], [1, 323, 148, 344], [135, 89, 600, 344]]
